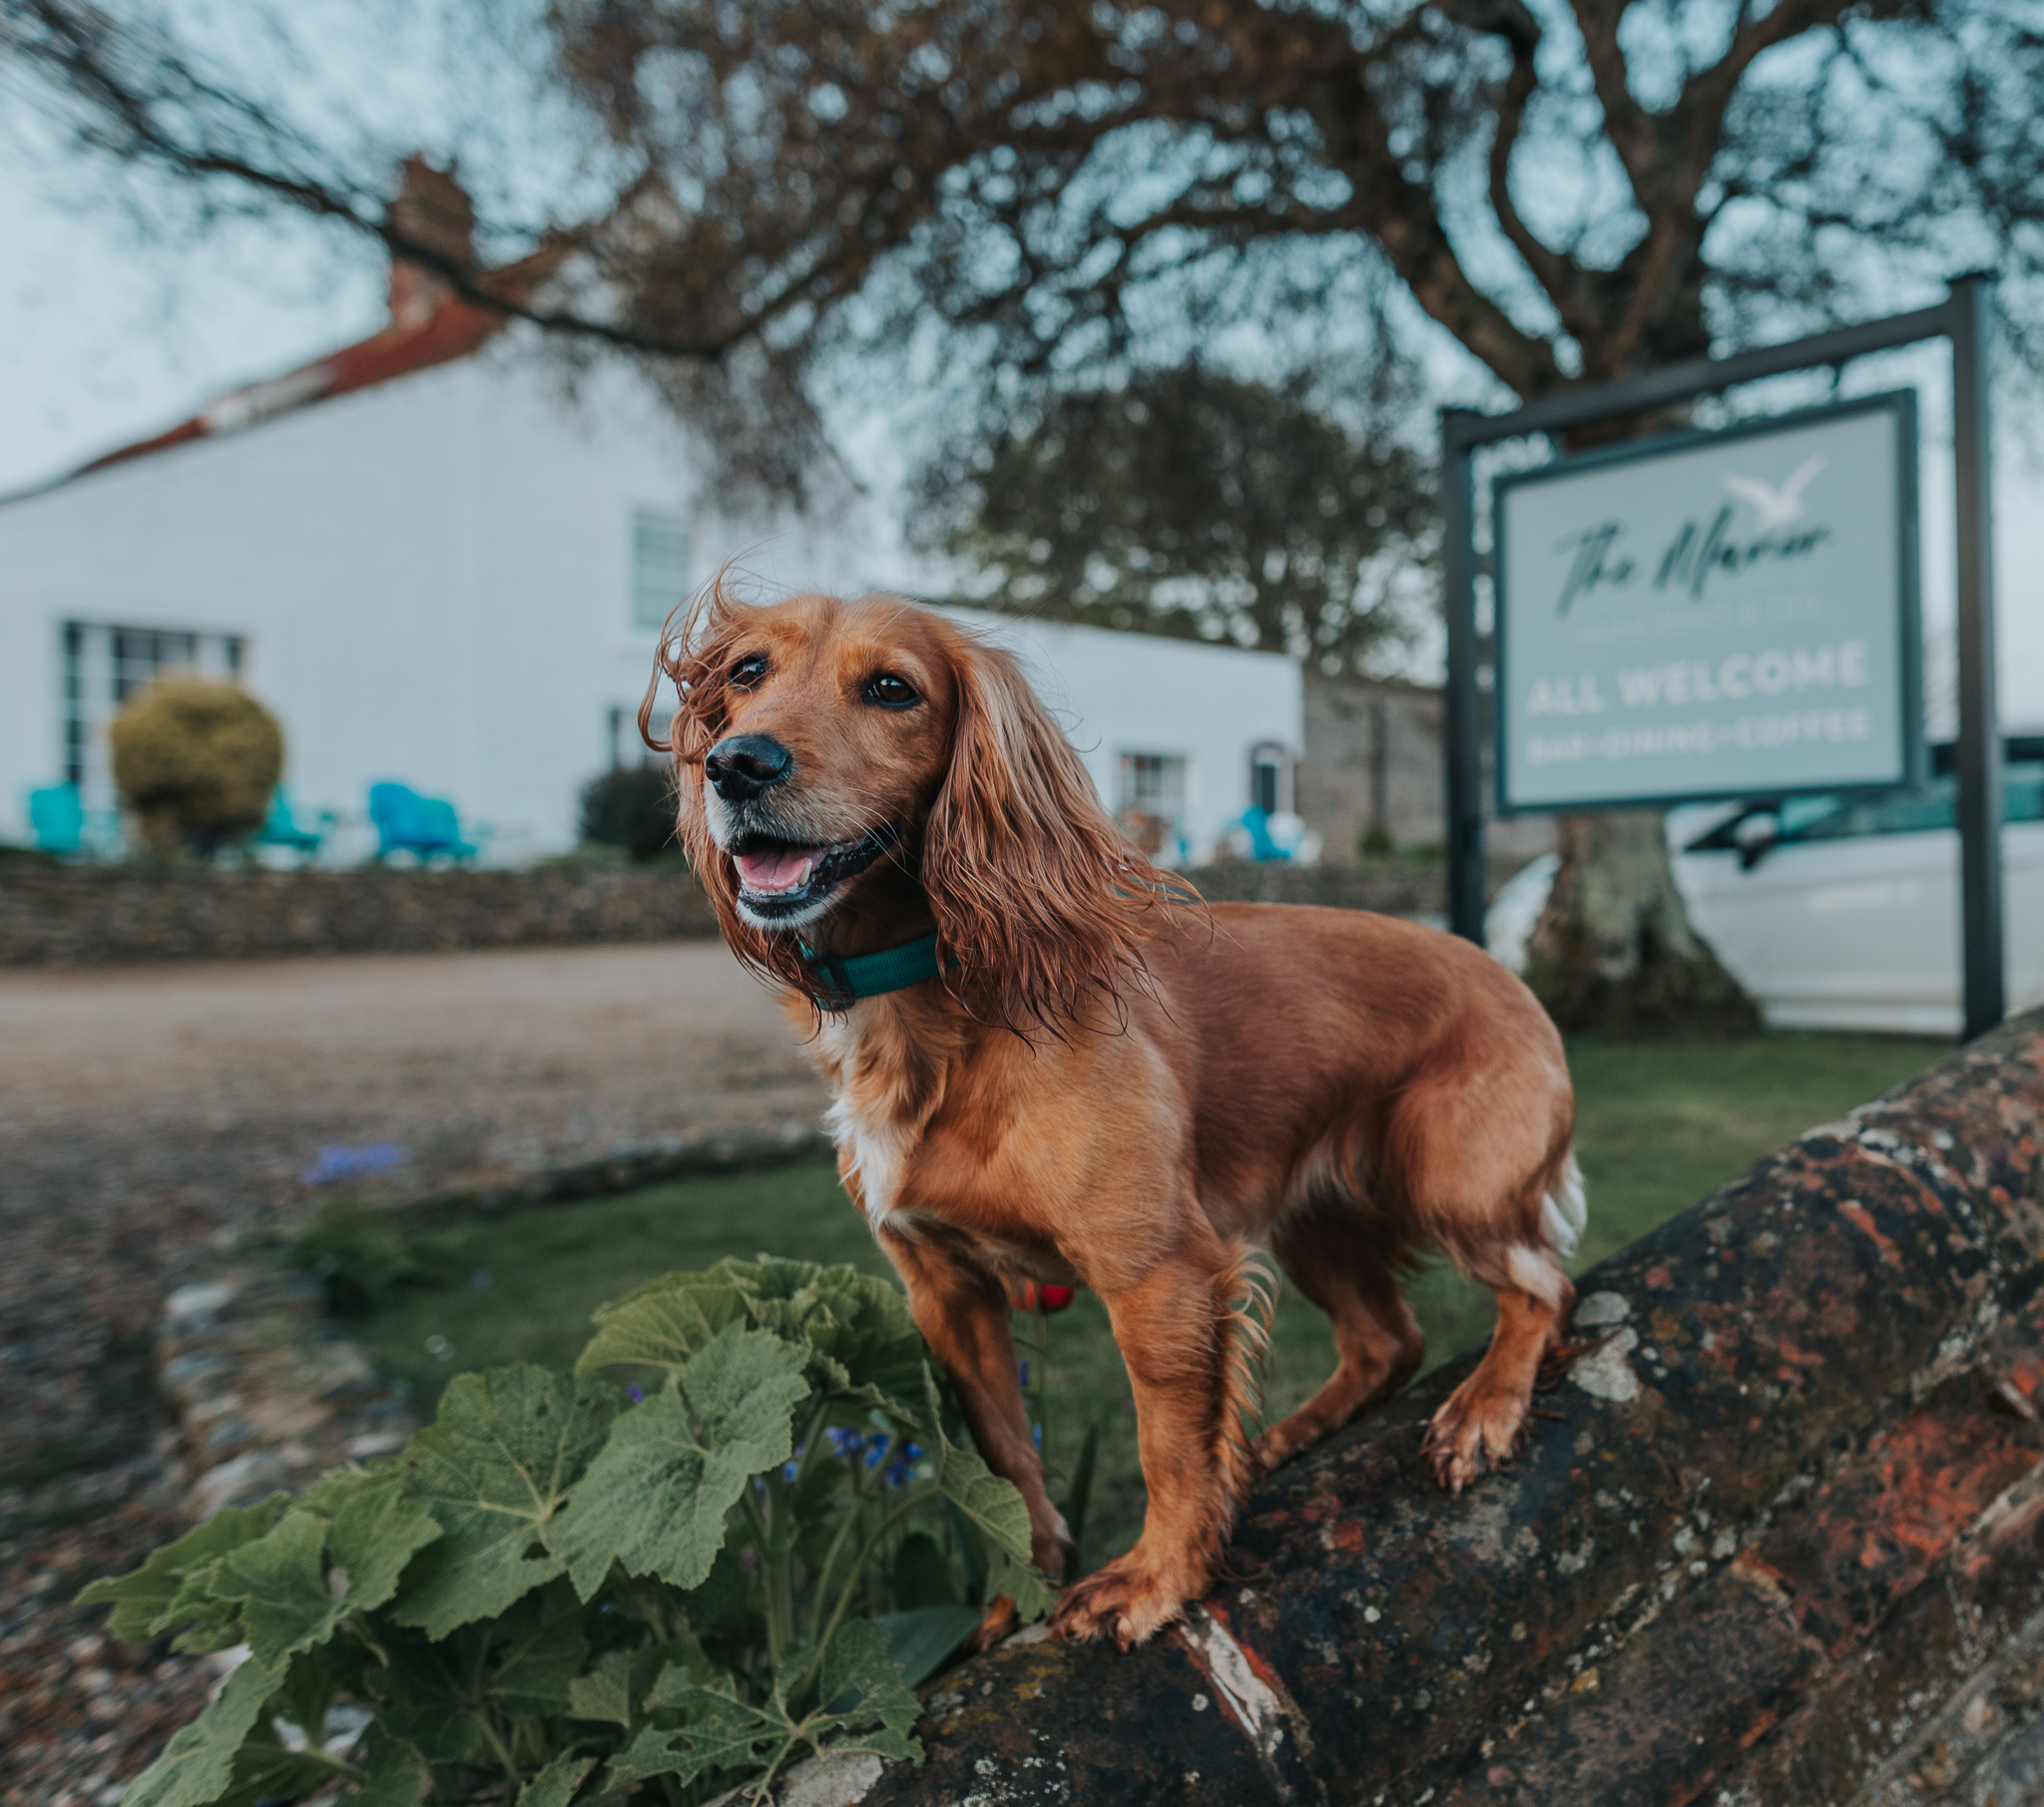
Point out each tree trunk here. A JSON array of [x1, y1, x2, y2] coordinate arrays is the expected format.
[[1524, 809, 1759, 1037]]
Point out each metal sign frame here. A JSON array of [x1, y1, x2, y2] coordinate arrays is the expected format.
[[1441, 274, 2004, 1040], [1489, 388, 1925, 816]]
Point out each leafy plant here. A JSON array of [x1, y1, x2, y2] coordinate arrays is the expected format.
[[109, 677, 284, 856], [291, 1207, 461, 1318], [83, 1258, 1055, 1805]]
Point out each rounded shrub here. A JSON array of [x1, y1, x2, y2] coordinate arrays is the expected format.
[[579, 762, 679, 862], [109, 677, 284, 855]]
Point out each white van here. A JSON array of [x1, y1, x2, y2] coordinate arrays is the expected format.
[[1487, 737, 2044, 1037]]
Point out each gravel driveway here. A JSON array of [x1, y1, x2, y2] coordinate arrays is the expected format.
[[0, 941, 827, 1803]]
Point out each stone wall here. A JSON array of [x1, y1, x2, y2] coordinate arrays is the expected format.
[[1300, 670, 1556, 866], [1180, 858, 1447, 917], [0, 863, 723, 967], [0, 860, 1466, 967]]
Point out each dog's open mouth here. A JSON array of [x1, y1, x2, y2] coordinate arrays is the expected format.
[[732, 826, 895, 917]]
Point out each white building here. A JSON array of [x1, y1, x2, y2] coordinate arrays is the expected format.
[[0, 216, 1299, 865]]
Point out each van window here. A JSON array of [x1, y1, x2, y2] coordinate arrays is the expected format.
[[1687, 742, 2044, 851]]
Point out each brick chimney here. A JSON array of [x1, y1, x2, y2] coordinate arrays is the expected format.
[[384, 157, 477, 331]]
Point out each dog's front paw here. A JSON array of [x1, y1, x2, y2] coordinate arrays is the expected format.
[[1423, 1376, 1530, 1494], [965, 1593, 1021, 1653], [1051, 1554, 1189, 1649]]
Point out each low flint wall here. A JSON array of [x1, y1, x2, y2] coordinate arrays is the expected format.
[[0, 864, 722, 966], [820, 1010, 2044, 1806], [0, 861, 1450, 967]]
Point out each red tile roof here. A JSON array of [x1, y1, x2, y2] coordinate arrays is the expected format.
[[75, 247, 564, 479]]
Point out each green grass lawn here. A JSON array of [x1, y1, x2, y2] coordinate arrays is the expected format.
[[343, 1031, 1943, 1570]]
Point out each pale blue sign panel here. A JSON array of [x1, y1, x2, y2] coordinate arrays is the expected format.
[[1494, 393, 1921, 812]]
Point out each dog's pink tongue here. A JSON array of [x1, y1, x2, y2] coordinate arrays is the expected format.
[[737, 845, 822, 890]]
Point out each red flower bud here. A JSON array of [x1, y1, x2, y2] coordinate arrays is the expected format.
[[1006, 1279, 1080, 1313]]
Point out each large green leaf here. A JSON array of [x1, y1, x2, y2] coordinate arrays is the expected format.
[[520, 1753, 598, 1807], [391, 1366, 617, 1637], [306, 1466, 442, 1615], [721, 1257, 929, 1411], [929, 1441, 1034, 1565], [565, 1651, 638, 1730], [212, 1510, 342, 1672], [567, 1642, 709, 1731], [575, 1275, 751, 1376], [631, 1618, 922, 1789], [985, 1548, 1059, 1624], [815, 1618, 924, 1760], [350, 1726, 426, 1807], [483, 1585, 589, 1716], [212, 1741, 350, 1807], [77, 1497, 287, 1647], [579, 1259, 931, 1422], [122, 1657, 274, 1807], [359, 1626, 489, 1764], [554, 1323, 810, 1598], [927, 1439, 1056, 1620]]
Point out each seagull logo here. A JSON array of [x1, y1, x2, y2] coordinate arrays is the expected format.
[[1721, 455, 1825, 528]]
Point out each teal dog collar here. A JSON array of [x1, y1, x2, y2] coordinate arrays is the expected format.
[[797, 932, 949, 1003]]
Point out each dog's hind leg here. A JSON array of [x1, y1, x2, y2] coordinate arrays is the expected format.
[[1389, 1037, 1580, 1493], [1254, 1209, 1422, 1473], [1422, 1243, 1574, 1493]]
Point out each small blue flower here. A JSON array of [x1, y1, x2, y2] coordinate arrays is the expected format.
[[783, 1461, 800, 1482], [1032, 1423, 1042, 1450], [864, 1435, 890, 1471], [904, 1443, 923, 1461], [1018, 1360, 1030, 1387], [885, 1458, 911, 1489], [300, 1141, 412, 1186], [627, 1384, 645, 1404]]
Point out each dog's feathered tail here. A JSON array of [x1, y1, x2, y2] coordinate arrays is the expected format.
[[1540, 1152, 1588, 1261]]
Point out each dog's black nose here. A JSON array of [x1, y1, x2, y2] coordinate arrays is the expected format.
[[705, 734, 793, 802]]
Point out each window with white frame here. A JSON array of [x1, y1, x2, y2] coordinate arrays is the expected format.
[[1117, 752, 1186, 818], [61, 622, 247, 800], [1117, 752, 1187, 857], [609, 703, 677, 769], [632, 513, 693, 632]]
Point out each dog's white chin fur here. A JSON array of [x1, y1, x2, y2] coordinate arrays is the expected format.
[[735, 891, 840, 932]]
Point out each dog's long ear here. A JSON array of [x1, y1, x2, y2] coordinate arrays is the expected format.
[[923, 631, 1194, 1034]]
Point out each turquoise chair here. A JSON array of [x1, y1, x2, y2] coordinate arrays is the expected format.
[[252, 787, 327, 858], [28, 784, 83, 854], [367, 782, 478, 863], [1240, 804, 1288, 861]]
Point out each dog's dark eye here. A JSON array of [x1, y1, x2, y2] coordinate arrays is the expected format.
[[730, 655, 768, 689], [863, 674, 920, 710]]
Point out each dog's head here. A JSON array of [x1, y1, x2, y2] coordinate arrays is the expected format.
[[644, 582, 1188, 1029]]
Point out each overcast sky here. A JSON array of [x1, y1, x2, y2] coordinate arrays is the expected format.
[[2, 115, 2039, 726]]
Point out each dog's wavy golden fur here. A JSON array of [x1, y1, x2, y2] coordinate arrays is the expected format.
[[648, 585, 1582, 1648]]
